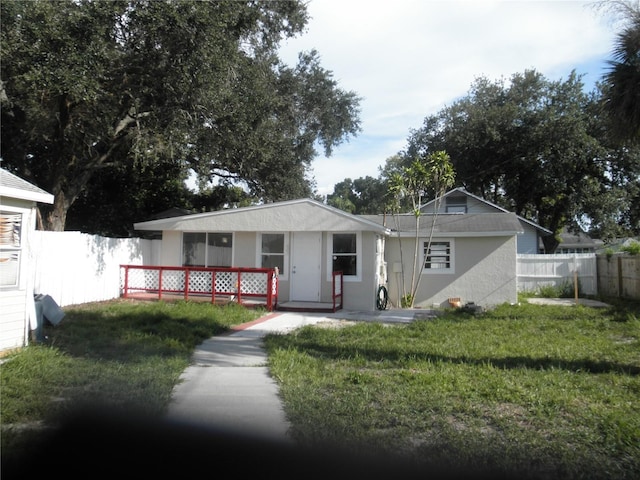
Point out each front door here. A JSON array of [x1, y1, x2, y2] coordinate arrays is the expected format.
[[290, 232, 321, 302]]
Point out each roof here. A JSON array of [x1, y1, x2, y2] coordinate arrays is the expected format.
[[423, 187, 552, 235], [134, 198, 390, 234], [557, 226, 603, 249], [0, 168, 54, 204], [361, 212, 524, 237]]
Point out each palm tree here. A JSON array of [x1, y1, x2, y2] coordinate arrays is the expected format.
[[602, 1, 640, 142]]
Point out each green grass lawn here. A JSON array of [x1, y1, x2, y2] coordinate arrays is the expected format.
[[1, 297, 638, 479], [265, 301, 640, 480], [0, 299, 262, 460]]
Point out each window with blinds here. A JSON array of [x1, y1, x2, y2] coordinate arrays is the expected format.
[[0, 211, 22, 287]]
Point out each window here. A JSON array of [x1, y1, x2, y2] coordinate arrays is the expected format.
[[0, 211, 22, 287], [260, 233, 285, 274], [183, 233, 232, 267], [332, 233, 358, 277], [207, 233, 232, 267], [423, 240, 454, 273], [446, 196, 467, 213]]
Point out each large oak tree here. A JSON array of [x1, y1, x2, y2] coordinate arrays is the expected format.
[[1, 0, 361, 231]]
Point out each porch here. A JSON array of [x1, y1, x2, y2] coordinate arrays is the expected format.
[[119, 265, 343, 313]]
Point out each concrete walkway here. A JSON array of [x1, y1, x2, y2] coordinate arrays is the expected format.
[[164, 309, 436, 443]]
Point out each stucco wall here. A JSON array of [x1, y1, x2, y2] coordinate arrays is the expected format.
[[233, 232, 256, 268], [385, 235, 518, 309], [335, 231, 378, 311]]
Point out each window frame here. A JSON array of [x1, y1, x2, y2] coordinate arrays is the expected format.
[[421, 238, 455, 274], [257, 232, 288, 280], [445, 196, 467, 213], [182, 232, 234, 268], [327, 232, 361, 282], [0, 208, 23, 289]]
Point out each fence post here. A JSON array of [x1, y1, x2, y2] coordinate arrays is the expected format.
[[618, 256, 623, 297], [211, 271, 216, 304], [122, 265, 129, 298], [184, 269, 190, 301]]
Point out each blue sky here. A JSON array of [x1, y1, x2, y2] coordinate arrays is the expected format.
[[277, 0, 620, 196]]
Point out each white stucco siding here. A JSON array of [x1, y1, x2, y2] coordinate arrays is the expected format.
[[160, 231, 182, 266], [339, 231, 378, 311], [385, 235, 518, 308], [234, 232, 257, 268]]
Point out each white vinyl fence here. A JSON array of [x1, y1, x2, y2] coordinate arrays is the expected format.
[[517, 254, 597, 296], [31, 231, 160, 307]]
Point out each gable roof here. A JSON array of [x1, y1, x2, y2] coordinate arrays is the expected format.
[[361, 212, 523, 237], [0, 168, 54, 204], [422, 187, 552, 235], [134, 198, 390, 234]]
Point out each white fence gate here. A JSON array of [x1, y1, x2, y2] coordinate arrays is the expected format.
[[517, 254, 597, 296], [31, 231, 160, 307]]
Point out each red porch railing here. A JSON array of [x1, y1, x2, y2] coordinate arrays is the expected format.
[[332, 270, 343, 312], [120, 265, 279, 311]]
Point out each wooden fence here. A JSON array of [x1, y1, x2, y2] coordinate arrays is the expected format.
[[596, 254, 640, 300]]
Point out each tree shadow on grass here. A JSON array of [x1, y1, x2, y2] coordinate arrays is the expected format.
[[268, 336, 640, 376]]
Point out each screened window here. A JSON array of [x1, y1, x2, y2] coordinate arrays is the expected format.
[[424, 241, 452, 271], [183, 233, 232, 267], [332, 233, 357, 276], [260, 233, 284, 273], [0, 211, 22, 287]]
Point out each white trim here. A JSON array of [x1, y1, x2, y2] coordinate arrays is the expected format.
[[256, 232, 289, 281], [0, 206, 25, 289], [421, 238, 455, 275], [0, 186, 54, 204], [327, 231, 362, 282]]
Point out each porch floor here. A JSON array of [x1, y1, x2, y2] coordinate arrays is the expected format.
[[276, 301, 341, 313]]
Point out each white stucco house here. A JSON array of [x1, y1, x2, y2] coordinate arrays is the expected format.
[[0, 168, 54, 353], [133, 189, 550, 311], [134, 199, 390, 311]]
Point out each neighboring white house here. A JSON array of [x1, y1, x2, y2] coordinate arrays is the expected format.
[[133, 196, 527, 311], [0, 168, 54, 353]]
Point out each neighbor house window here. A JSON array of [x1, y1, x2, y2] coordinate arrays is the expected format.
[[0, 211, 22, 287], [259, 233, 286, 275], [331, 233, 359, 278], [445, 196, 467, 213], [423, 240, 454, 273], [183, 233, 232, 267]]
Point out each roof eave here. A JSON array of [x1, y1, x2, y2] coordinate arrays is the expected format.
[[1, 187, 54, 204]]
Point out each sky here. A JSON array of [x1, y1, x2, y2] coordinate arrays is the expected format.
[[276, 0, 621, 197]]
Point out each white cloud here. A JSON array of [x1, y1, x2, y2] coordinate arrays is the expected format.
[[278, 0, 617, 196]]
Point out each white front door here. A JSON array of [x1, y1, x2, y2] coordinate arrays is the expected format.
[[290, 232, 321, 302]]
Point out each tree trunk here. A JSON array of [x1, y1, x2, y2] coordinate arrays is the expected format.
[[542, 234, 560, 254], [42, 191, 70, 231]]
